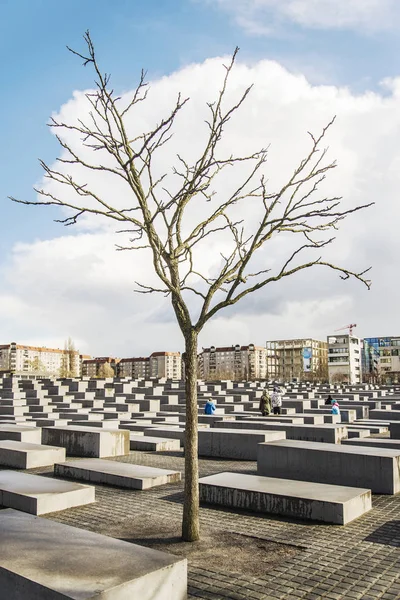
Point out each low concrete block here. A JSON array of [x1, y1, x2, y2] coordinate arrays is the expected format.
[[342, 438, 400, 450], [213, 420, 347, 444], [55, 458, 181, 490], [0, 471, 95, 515], [199, 472, 371, 525], [130, 435, 181, 452], [0, 509, 187, 599], [0, 440, 66, 469], [258, 439, 400, 494], [42, 426, 129, 457], [0, 424, 41, 444], [390, 422, 400, 439], [197, 428, 286, 460]]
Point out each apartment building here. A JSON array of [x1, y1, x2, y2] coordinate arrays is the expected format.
[[327, 334, 362, 384], [198, 344, 270, 380], [149, 352, 182, 379], [118, 357, 150, 379], [81, 357, 118, 378], [266, 339, 328, 382], [363, 337, 400, 383], [0, 342, 81, 377]]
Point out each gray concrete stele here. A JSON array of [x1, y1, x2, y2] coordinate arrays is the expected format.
[[0, 509, 187, 599], [199, 471, 372, 525]]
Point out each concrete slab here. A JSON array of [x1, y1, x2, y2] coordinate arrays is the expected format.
[[0, 424, 41, 444], [342, 438, 400, 450], [199, 472, 371, 525], [0, 440, 66, 468], [0, 471, 95, 515], [129, 435, 181, 452], [196, 428, 286, 460], [258, 439, 400, 494], [55, 458, 181, 490], [0, 509, 187, 599], [42, 426, 129, 457], [213, 420, 347, 444]]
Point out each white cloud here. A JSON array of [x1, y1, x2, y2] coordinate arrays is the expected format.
[[210, 0, 400, 35], [3, 55, 400, 355]]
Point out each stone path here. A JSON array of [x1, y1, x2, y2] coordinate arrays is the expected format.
[[24, 449, 400, 600]]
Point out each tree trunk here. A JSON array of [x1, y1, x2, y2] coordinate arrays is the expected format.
[[182, 328, 200, 542]]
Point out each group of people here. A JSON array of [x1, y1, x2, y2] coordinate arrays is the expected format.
[[204, 389, 340, 417], [259, 386, 283, 416]]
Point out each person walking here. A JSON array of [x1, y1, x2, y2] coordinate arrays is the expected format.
[[259, 388, 271, 416], [271, 386, 282, 415], [204, 398, 216, 415], [331, 398, 340, 416]]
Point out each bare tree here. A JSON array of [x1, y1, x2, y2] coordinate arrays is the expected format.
[[97, 362, 115, 378], [59, 337, 79, 378], [10, 32, 372, 541]]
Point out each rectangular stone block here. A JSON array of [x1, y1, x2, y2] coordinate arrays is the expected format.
[[130, 435, 181, 452], [0, 471, 95, 515], [257, 439, 400, 494], [0, 509, 187, 599], [42, 426, 129, 457], [0, 440, 66, 469], [199, 472, 371, 525], [390, 422, 400, 439], [55, 458, 181, 489], [213, 420, 347, 443], [0, 424, 41, 444], [342, 438, 400, 450], [196, 428, 286, 460]]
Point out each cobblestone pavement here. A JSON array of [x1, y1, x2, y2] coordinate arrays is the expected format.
[[31, 450, 400, 600]]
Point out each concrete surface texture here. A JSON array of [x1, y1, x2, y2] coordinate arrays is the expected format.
[[258, 439, 400, 494], [42, 426, 130, 457], [129, 435, 181, 451], [0, 509, 187, 599], [54, 458, 181, 490], [0, 470, 95, 515], [196, 428, 286, 460], [0, 440, 66, 468], [0, 424, 42, 443], [199, 472, 372, 525]]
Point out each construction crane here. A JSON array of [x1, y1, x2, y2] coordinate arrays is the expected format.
[[335, 324, 357, 336]]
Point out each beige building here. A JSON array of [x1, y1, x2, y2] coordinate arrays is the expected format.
[[149, 352, 182, 379], [266, 339, 328, 383], [327, 334, 362, 384], [0, 342, 81, 377], [198, 344, 270, 380]]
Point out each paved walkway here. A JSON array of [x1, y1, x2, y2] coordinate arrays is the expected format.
[[34, 450, 400, 600]]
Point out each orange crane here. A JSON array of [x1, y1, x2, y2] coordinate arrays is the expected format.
[[335, 324, 357, 336]]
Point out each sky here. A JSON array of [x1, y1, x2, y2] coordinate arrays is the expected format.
[[1, 0, 400, 357]]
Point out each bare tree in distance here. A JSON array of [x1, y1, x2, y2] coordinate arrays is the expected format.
[[97, 362, 115, 378], [59, 337, 78, 378], [10, 32, 373, 541]]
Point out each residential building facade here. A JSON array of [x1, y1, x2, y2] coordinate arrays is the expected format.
[[327, 334, 362, 384], [117, 357, 150, 379], [266, 339, 328, 382], [198, 344, 270, 380], [149, 352, 182, 379], [81, 357, 118, 378], [363, 337, 400, 383], [0, 342, 81, 377]]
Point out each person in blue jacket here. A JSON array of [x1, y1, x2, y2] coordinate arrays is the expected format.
[[204, 398, 216, 415]]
